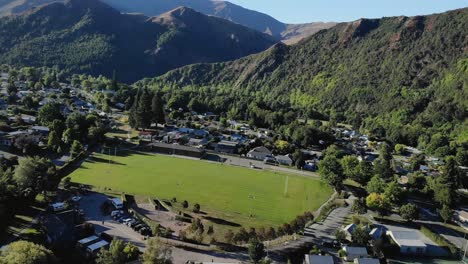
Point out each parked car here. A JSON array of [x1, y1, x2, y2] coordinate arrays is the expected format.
[[71, 196, 82, 202], [111, 210, 124, 217]]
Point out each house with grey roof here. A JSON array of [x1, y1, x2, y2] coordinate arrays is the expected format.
[[386, 230, 427, 255], [305, 254, 334, 264]]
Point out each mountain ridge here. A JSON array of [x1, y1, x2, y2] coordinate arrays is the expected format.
[[0, 0, 336, 43], [0, 0, 277, 82]]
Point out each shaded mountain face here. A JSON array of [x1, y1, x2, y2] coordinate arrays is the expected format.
[[0, 0, 336, 43], [0, 0, 276, 82], [141, 8, 468, 146]]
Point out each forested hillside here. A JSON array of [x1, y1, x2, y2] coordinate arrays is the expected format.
[[0, 0, 276, 82], [139, 8, 468, 154]]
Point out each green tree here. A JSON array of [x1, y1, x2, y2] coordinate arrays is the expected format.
[[319, 155, 344, 190], [383, 181, 404, 206], [49, 119, 66, 138], [70, 140, 84, 158], [356, 161, 374, 185], [341, 155, 360, 180], [136, 88, 153, 129], [335, 229, 347, 242], [366, 193, 389, 216], [440, 204, 452, 223], [399, 204, 419, 222], [38, 102, 63, 126], [0, 240, 56, 264], [47, 131, 61, 152], [62, 128, 78, 145], [13, 157, 55, 199], [193, 203, 200, 213], [142, 238, 172, 264], [248, 237, 266, 264], [96, 239, 126, 264], [366, 176, 386, 194], [351, 198, 367, 215], [351, 225, 371, 246], [152, 93, 165, 125]]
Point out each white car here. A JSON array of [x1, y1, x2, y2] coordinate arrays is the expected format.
[[71, 196, 82, 202]]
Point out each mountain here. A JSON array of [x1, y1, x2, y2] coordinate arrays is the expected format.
[[140, 8, 468, 150], [0, 0, 336, 43], [0, 0, 276, 82]]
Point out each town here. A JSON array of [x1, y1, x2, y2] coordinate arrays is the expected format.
[[0, 64, 466, 264]]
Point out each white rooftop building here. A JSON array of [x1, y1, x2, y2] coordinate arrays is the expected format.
[[386, 230, 427, 255]]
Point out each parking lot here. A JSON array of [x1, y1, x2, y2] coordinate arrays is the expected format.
[[78, 192, 248, 263], [78, 192, 146, 250]]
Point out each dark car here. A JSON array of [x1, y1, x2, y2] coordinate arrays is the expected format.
[[139, 228, 152, 236]]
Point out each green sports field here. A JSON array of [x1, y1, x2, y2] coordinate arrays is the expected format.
[[69, 152, 332, 227]]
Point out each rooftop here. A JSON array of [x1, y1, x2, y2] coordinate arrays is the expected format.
[[305, 254, 334, 264], [387, 231, 427, 248]]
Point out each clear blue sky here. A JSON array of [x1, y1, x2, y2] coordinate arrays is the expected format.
[[228, 0, 468, 23]]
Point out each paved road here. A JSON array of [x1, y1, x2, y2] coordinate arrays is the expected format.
[[269, 196, 353, 255], [206, 152, 320, 179]]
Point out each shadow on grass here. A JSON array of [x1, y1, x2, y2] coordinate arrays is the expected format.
[[203, 216, 241, 227], [87, 156, 126, 165]]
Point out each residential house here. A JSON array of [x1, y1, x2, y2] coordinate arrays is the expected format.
[[216, 140, 238, 154], [386, 231, 427, 255], [343, 223, 357, 240], [304, 254, 334, 264], [354, 258, 380, 264], [30, 126, 50, 136], [342, 246, 368, 262], [276, 155, 293, 166], [247, 146, 272, 161], [188, 138, 207, 147], [369, 226, 385, 241]]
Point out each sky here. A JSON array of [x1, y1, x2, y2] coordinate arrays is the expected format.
[[228, 0, 468, 24]]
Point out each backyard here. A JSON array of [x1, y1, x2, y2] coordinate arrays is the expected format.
[[69, 151, 333, 228]]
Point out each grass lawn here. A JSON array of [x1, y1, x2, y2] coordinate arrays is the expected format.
[[69, 151, 332, 228]]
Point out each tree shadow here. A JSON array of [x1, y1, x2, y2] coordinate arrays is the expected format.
[[203, 216, 241, 227]]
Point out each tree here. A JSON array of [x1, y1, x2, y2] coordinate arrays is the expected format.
[[383, 181, 404, 206], [182, 200, 188, 208], [399, 204, 419, 222], [366, 193, 389, 216], [319, 155, 344, 190], [440, 204, 452, 223], [366, 176, 385, 194], [13, 157, 55, 199], [335, 229, 347, 242], [142, 238, 172, 264], [151, 93, 165, 125], [394, 144, 406, 155], [351, 198, 367, 215], [207, 225, 214, 235], [356, 161, 374, 185], [193, 203, 200, 213], [62, 127, 79, 145], [70, 140, 84, 158], [248, 237, 266, 264], [38, 102, 63, 126], [47, 131, 61, 152], [0, 240, 56, 264], [49, 119, 66, 138], [96, 239, 126, 264], [136, 88, 153, 129], [341, 155, 360, 180], [351, 225, 371, 246]]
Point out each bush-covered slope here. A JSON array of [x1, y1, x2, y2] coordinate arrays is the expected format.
[[0, 0, 276, 82], [140, 8, 468, 150]]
